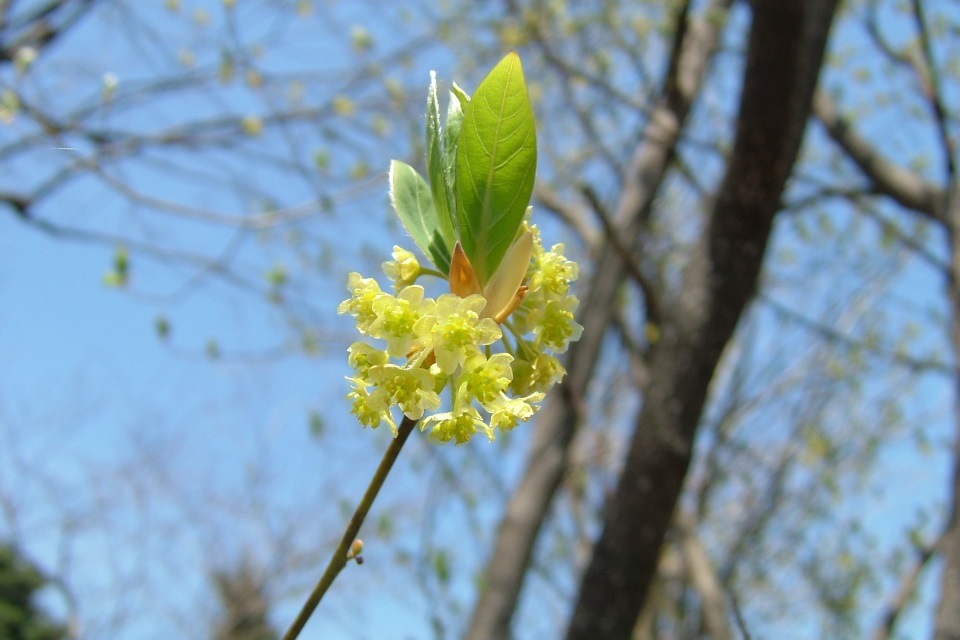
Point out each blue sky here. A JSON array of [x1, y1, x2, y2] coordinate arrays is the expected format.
[[1, 1, 958, 639], [0, 2, 439, 636]]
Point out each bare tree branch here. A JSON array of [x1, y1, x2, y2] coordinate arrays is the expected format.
[[813, 90, 945, 221], [579, 182, 662, 325], [760, 293, 954, 375], [676, 512, 733, 640], [872, 532, 943, 640], [0, 0, 97, 59], [532, 182, 598, 247], [864, 0, 920, 77], [910, 0, 956, 185], [565, 1, 839, 637]]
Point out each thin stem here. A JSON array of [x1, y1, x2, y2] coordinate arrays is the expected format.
[[282, 416, 418, 640], [419, 268, 447, 279]]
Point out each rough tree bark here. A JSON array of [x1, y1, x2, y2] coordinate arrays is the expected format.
[[564, 1, 839, 638], [914, 2, 960, 635], [463, 2, 731, 638], [934, 181, 960, 640]]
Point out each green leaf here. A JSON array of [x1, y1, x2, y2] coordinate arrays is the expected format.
[[455, 52, 537, 285], [450, 81, 470, 109], [389, 160, 454, 273], [426, 71, 456, 239], [443, 89, 464, 203]]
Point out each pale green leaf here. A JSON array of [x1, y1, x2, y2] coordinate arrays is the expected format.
[[443, 89, 464, 208], [426, 71, 456, 240], [389, 160, 453, 273], [451, 81, 470, 109]]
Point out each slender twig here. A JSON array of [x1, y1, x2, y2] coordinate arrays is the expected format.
[[910, 0, 956, 186], [871, 532, 944, 640], [812, 89, 944, 221], [282, 416, 418, 640], [580, 183, 662, 324], [759, 293, 955, 375]]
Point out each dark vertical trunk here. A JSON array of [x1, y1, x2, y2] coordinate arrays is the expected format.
[[463, 3, 732, 638], [564, 1, 839, 638], [934, 181, 960, 640]]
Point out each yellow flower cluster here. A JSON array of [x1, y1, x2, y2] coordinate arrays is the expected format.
[[338, 224, 582, 444]]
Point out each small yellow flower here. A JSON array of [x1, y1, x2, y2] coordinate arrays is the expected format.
[[532, 296, 584, 353], [488, 392, 544, 433], [532, 244, 579, 296], [338, 272, 383, 334], [421, 406, 491, 445], [368, 364, 441, 420], [510, 353, 567, 395], [368, 285, 425, 357], [415, 294, 500, 374], [382, 246, 421, 290], [346, 378, 391, 431], [459, 352, 514, 409], [347, 342, 388, 377]]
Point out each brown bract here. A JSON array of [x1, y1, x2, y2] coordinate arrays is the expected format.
[[447, 232, 533, 323]]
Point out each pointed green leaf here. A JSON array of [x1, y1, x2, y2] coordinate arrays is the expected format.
[[451, 81, 470, 109], [426, 71, 456, 239], [389, 160, 453, 273], [442, 89, 464, 207], [455, 53, 537, 286]]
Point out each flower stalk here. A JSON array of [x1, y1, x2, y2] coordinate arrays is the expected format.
[[281, 415, 418, 640]]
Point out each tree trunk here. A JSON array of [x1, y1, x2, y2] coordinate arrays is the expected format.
[[463, 2, 731, 638], [934, 179, 960, 640], [564, 1, 839, 638]]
